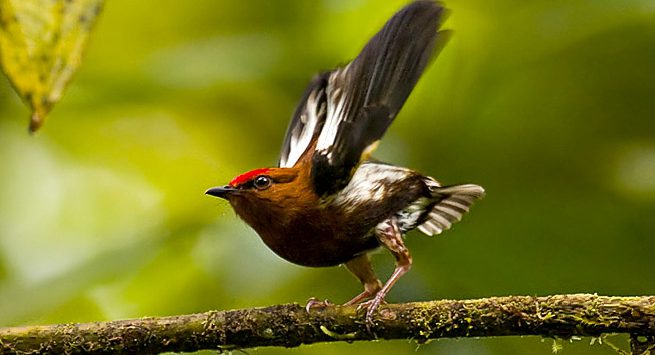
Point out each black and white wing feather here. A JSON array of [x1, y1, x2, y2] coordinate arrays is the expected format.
[[278, 73, 329, 168], [312, 1, 448, 196], [278, 1, 448, 197], [418, 183, 485, 236]]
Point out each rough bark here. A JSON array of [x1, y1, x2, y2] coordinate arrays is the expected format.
[[1, 294, 654, 354]]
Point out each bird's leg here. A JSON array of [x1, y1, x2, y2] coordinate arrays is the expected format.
[[343, 254, 382, 306], [363, 217, 412, 326]]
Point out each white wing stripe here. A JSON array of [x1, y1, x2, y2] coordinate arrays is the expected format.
[[425, 221, 443, 234], [316, 67, 350, 156], [429, 212, 452, 228], [441, 200, 470, 212], [418, 224, 434, 236], [434, 205, 463, 221], [280, 88, 323, 168]]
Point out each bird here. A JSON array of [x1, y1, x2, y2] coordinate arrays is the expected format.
[[206, 0, 484, 325]]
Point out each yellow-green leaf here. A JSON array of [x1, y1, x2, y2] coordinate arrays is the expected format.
[[0, 0, 103, 132]]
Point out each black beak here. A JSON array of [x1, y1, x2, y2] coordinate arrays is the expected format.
[[205, 185, 237, 199]]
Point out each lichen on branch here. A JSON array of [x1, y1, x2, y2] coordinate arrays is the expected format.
[[1, 294, 654, 354]]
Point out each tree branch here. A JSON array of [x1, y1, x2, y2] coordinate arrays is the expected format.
[[1, 294, 654, 354]]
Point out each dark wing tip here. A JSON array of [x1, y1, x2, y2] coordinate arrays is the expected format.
[[406, 0, 447, 16], [310, 0, 450, 197]]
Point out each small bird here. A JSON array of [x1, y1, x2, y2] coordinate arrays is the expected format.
[[206, 0, 484, 324]]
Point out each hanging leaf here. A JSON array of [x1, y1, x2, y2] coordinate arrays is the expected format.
[[0, 0, 104, 132]]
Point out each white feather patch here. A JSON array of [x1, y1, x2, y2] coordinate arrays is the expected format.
[[332, 162, 412, 211], [280, 88, 325, 168], [315, 66, 351, 158], [417, 183, 485, 237]]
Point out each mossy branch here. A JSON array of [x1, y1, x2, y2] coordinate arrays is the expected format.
[[1, 294, 654, 354]]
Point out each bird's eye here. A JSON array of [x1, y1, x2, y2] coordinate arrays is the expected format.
[[253, 175, 272, 190]]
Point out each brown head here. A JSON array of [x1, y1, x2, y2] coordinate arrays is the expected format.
[[205, 166, 318, 232]]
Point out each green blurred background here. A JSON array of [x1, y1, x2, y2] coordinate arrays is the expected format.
[[1, 0, 654, 354]]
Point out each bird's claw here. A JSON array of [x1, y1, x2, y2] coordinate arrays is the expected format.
[[354, 296, 387, 333], [305, 297, 333, 313], [354, 298, 387, 312]]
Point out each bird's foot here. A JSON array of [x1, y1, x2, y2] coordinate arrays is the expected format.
[[305, 297, 333, 313], [354, 295, 388, 332]]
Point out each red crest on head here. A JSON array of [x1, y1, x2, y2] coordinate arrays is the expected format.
[[230, 168, 271, 187]]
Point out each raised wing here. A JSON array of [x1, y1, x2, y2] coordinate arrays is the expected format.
[[278, 1, 448, 197], [278, 73, 329, 168]]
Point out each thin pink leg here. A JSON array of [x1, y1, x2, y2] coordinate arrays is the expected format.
[[364, 217, 412, 327], [343, 254, 382, 305]]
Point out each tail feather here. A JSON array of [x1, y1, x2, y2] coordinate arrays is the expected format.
[[418, 184, 485, 236]]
